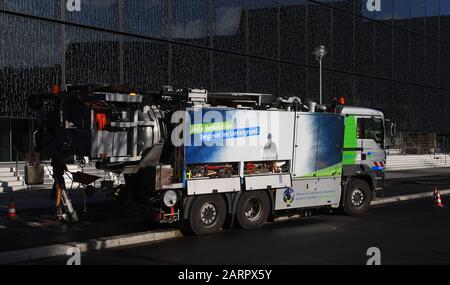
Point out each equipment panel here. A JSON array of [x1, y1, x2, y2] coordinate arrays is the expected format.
[[275, 177, 341, 210], [244, 174, 291, 191], [187, 177, 241, 195], [293, 113, 344, 178]]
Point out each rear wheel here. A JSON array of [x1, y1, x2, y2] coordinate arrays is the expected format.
[[236, 191, 270, 229], [189, 195, 227, 235], [344, 179, 372, 215]]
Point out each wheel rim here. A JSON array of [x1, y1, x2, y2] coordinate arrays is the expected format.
[[200, 202, 218, 228], [244, 197, 263, 222], [351, 188, 365, 207]]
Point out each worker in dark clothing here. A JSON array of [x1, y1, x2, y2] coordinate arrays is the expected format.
[[50, 158, 68, 199], [50, 157, 79, 223]]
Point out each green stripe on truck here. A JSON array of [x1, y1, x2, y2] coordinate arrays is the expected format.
[[294, 163, 342, 179], [343, 115, 357, 165]]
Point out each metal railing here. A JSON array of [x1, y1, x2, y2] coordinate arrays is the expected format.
[[0, 145, 29, 177], [392, 133, 438, 155], [11, 145, 27, 177]]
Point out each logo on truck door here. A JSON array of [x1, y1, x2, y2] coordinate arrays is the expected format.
[[283, 188, 295, 206]]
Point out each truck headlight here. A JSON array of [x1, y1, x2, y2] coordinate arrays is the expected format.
[[163, 190, 177, 207]]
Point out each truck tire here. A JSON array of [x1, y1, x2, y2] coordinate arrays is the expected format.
[[345, 179, 372, 215], [236, 191, 270, 229], [189, 195, 227, 235]]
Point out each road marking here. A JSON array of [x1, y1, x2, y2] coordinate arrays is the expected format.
[[0, 225, 6, 229], [26, 222, 44, 228], [414, 181, 435, 184]]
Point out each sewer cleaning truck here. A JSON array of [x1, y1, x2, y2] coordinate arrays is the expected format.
[[33, 85, 395, 235]]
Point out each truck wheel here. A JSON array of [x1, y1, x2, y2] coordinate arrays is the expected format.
[[189, 195, 227, 235], [236, 191, 270, 229], [345, 179, 372, 215]]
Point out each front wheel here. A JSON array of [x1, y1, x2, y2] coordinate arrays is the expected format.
[[344, 179, 372, 215], [189, 195, 227, 235]]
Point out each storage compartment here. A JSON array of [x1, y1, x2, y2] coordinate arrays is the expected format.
[[245, 174, 291, 190], [187, 177, 241, 195], [244, 160, 289, 175], [186, 162, 239, 179]]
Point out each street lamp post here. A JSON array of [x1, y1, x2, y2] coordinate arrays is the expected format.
[[313, 45, 328, 105]]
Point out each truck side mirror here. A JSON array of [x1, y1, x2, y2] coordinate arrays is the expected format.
[[388, 122, 397, 148], [384, 119, 396, 149], [390, 122, 397, 143]]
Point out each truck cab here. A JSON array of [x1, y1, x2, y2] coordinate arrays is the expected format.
[[339, 106, 387, 202]]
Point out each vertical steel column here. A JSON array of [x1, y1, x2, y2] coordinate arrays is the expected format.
[[165, 0, 173, 85], [245, 1, 250, 91], [277, 0, 281, 97], [60, 0, 66, 89], [319, 58, 323, 105], [118, 0, 125, 86], [9, 119, 12, 162], [208, 0, 214, 90]]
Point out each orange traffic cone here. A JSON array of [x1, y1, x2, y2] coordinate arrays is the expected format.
[[435, 191, 444, 208], [7, 197, 17, 220]]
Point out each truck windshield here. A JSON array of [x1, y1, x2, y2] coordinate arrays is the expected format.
[[357, 117, 384, 147]]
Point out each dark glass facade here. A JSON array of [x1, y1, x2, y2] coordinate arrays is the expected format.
[[0, 0, 449, 160]]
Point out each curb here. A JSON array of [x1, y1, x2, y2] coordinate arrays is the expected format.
[[0, 229, 182, 265], [371, 189, 450, 206]]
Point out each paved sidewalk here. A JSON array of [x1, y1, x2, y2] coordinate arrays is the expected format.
[[381, 171, 450, 198], [385, 167, 450, 180]]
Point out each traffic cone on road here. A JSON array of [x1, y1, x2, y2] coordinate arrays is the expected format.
[[7, 196, 17, 220], [434, 190, 444, 208]]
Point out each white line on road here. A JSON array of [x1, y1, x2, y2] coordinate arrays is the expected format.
[[26, 222, 45, 228]]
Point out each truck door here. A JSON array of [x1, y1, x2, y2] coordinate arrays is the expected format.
[[356, 116, 385, 171]]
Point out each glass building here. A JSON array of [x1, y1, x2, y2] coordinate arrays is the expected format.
[[0, 0, 449, 160]]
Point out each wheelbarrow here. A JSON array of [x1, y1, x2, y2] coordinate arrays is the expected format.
[[71, 171, 101, 215]]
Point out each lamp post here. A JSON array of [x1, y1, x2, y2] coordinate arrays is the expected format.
[[313, 45, 328, 105]]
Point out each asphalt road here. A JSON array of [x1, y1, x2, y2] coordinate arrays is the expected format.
[[24, 198, 450, 265], [6, 169, 450, 265]]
